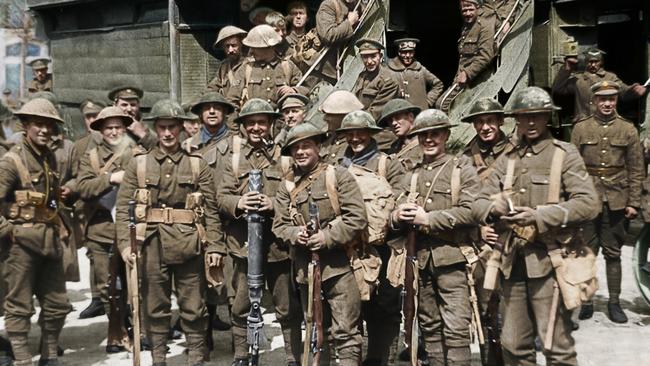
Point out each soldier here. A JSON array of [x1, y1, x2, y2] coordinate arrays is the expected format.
[[0, 98, 73, 366], [217, 99, 302, 366], [552, 48, 647, 122], [387, 38, 444, 110], [227, 24, 307, 110], [455, 0, 496, 87], [207, 26, 248, 95], [265, 11, 293, 59], [571, 81, 644, 324], [377, 98, 421, 170], [272, 123, 367, 366], [1, 89, 19, 111], [115, 99, 222, 366], [312, 0, 361, 85], [351, 38, 400, 121], [390, 109, 479, 366], [275, 93, 310, 146], [108, 86, 158, 149], [481, 0, 514, 33], [473, 87, 598, 365], [318, 90, 364, 162], [76, 106, 137, 351], [334, 110, 405, 365], [286, 1, 309, 48], [28, 58, 53, 93]]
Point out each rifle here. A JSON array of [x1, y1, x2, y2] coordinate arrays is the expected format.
[[128, 200, 141, 366], [302, 194, 324, 366], [107, 241, 129, 353], [246, 170, 267, 365], [402, 228, 418, 366]]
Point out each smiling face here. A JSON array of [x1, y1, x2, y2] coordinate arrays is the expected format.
[[361, 51, 381, 73], [417, 128, 449, 161], [24, 117, 56, 148], [594, 94, 617, 119], [290, 138, 320, 172], [515, 113, 549, 142], [460, 1, 478, 24], [200, 103, 226, 133], [154, 119, 182, 151], [398, 50, 415, 67], [100, 118, 127, 146], [115, 98, 140, 120], [243, 114, 272, 146], [344, 129, 372, 154], [472, 113, 503, 144]]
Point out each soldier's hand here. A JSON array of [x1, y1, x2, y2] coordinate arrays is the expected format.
[[277, 85, 295, 97], [564, 56, 578, 70], [456, 71, 468, 85], [206, 252, 223, 268], [237, 191, 262, 212], [297, 226, 309, 245], [347, 10, 360, 26], [59, 186, 72, 201], [395, 203, 419, 223], [258, 194, 273, 212], [501, 206, 536, 226], [120, 247, 134, 266], [631, 83, 647, 96], [307, 230, 326, 251], [480, 225, 498, 245], [110, 170, 125, 185], [489, 192, 511, 218], [625, 206, 638, 219], [410, 206, 429, 226], [128, 120, 148, 139]]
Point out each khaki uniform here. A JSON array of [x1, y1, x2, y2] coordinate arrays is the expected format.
[[226, 57, 306, 110], [337, 143, 405, 364], [28, 75, 53, 93], [463, 132, 516, 182], [286, 30, 305, 48], [216, 138, 301, 362], [314, 0, 355, 83], [571, 115, 643, 303], [77, 141, 136, 313], [206, 57, 245, 96], [457, 17, 496, 84], [273, 162, 367, 365], [351, 65, 400, 121], [388, 138, 421, 171], [481, 0, 514, 28], [552, 68, 636, 121], [0, 140, 72, 357], [320, 133, 349, 164], [386, 58, 444, 110], [473, 134, 598, 365], [395, 154, 479, 365], [115, 146, 222, 364]]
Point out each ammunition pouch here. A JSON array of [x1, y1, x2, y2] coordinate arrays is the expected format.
[[346, 243, 382, 301], [8, 191, 58, 225], [548, 245, 598, 310], [386, 238, 406, 288]]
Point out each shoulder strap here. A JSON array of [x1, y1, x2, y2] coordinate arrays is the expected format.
[[241, 64, 254, 107], [189, 156, 201, 186], [470, 142, 486, 170], [547, 144, 566, 204], [136, 154, 147, 188], [5, 151, 34, 190], [422, 158, 454, 204], [503, 156, 516, 191], [408, 172, 420, 203], [88, 147, 101, 175], [232, 136, 243, 177], [280, 156, 292, 177], [281, 60, 291, 84], [377, 154, 388, 178], [450, 162, 461, 206], [98, 146, 129, 176], [325, 165, 341, 216]]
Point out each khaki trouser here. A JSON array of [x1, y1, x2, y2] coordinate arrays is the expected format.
[[299, 271, 362, 366], [87, 239, 111, 314], [206, 253, 234, 306], [3, 243, 71, 333], [231, 257, 302, 362], [501, 273, 577, 366], [141, 236, 207, 363], [583, 203, 626, 261], [418, 261, 471, 365], [362, 245, 401, 365]]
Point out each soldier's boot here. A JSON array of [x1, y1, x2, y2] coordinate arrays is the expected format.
[[231, 325, 250, 362], [150, 332, 169, 364], [280, 322, 302, 364], [78, 297, 105, 319], [606, 259, 628, 323], [578, 302, 594, 320], [426, 341, 445, 366], [446, 346, 471, 366], [365, 320, 400, 365], [231, 359, 248, 366], [185, 333, 206, 365], [8, 332, 31, 366]]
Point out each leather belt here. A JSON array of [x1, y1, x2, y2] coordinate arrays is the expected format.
[[586, 166, 624, 177], [146, 208, 195, 224]]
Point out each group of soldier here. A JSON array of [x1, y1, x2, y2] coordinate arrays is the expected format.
[[0, 0, 649, 366]]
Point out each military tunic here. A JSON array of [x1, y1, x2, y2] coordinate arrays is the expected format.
[[463, 132, 516, 182], [77, 141, 135, 313], [286, 30, 305, 48], [387, 57, 444, 110], [273, 162, 367, 365], [216, 139, 301, 362], [473, 133, 598, 365], [115, 146, 221, 364], [389, 137, 421, 171], [28, 74, 53, 93], [0, 140, 72, 357], [457, 17, 496, 84], [314, 0, 355, 83], [552, 68, 636, 121], [351, 65, 400, 121], [206, 57, 245, 96]]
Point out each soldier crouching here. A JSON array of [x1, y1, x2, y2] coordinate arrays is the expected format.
[[272, 123, 367, 365], [115, 99, 222, 366], [0, 98, 73, 366], [390, 109, 480, 366]]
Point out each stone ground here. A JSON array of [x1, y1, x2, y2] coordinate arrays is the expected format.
[[1, 221, 649, 365]]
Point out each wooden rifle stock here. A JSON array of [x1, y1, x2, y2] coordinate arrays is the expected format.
[[128, 200, 141, 366], [308, 196, 324, 366], [403, 228, 417, 366], [107, 241, 129, 352]]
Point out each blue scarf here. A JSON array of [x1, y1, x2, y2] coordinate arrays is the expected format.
[[341, 140, 378, 168], [200, 124, 228, 145]]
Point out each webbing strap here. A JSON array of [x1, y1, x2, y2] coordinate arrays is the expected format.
[[5, 152, 34, 190], [189, 156, 201, 186], [325, 165, 341, 216], [503, 156, 516, 191], [136, 154, 147, 188], [241, 64, 253, 107], [450, 165, 461, 206], [89, 148, 101, 175], [377, 154, 388, 178], [422, 158, 454, 204], [547, 145, 566, 204], [232, 136, 243, 177]]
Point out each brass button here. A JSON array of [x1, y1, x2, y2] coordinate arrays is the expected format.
[[167, 159, 172, 163], [525, 152, 532, 157], [446, 189, 451, 193], [255, 152, 261, 157], [427, 166, 433, 170], [331, 153, 335, 157], [426, 198, 433, 203], [519, 188, 526, 193], [603, 125, 608, 128], [165, 174, 170, 178], [266, 77, 271, 81], [521, 168, 528, 173], [601, 150, 607, 154], [425, 182, 431, 187], [601, 162, 606, 166], [603, 137, 608, 141], [600, 176, 605, 180], [266, 87, 271, 91]]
